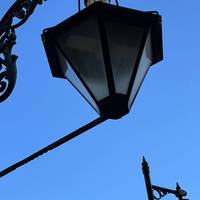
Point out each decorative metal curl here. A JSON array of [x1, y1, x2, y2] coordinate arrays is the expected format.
[[0, 49, 17, 103], [0, 0, 46, 102], [152, 186, 168, 200]]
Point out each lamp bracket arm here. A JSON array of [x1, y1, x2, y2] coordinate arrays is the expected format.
[[0, 116, 107, 178], [152, 184, 188, 200], [0, 0, 47, 103]]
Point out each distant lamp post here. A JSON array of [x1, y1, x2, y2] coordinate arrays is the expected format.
[[142, 157, 188, 200], [42, 1, 163, 119]]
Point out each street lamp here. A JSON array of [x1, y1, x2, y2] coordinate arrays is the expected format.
[[42, 1, 163, 119], [0, 0, 163, 178]]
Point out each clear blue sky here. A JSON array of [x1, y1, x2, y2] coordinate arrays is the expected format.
[[0, 0, 199, 199]]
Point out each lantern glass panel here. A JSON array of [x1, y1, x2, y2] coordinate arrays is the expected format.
[[57, 16, 109, 101], [64, 61, 100, 113], [128, 30, 152, 109], [105, 21, 145, 94]]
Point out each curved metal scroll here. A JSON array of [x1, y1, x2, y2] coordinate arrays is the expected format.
[[0, 0, 46, 102]]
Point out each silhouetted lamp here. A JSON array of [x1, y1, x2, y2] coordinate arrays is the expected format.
[[0, 0, 164, 179], [42, 1, 163, 119]]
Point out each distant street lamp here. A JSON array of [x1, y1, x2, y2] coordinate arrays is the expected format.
[[0, 0, 163, 178], [142, 157, 188, 200]]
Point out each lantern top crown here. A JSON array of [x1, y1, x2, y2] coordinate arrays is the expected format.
[[85, 0, 110, 7]]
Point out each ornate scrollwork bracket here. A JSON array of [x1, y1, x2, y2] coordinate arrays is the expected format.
[[0, 0, 46, 102], [142, 157, 188, 200]]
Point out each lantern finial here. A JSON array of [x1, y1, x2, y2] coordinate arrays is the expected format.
[[84, 0, 109, 7]]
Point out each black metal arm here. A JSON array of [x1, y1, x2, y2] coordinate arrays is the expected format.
[[0, 0, 47, 103], [142, 157, 188, 200], [0, 116, 107, 178]]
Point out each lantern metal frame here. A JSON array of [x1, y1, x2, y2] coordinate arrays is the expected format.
[[42, 2, 163, 119]]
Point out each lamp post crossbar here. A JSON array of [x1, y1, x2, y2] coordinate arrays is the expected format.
[[142, 157, 188, 200], [0, 116, 107, 178]]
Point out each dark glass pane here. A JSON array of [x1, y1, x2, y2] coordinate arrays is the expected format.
[[128, 31, 152, 109], [64, 61, 100, 113], [105, 21, 144, 94], [57, 16, 109, 101]]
